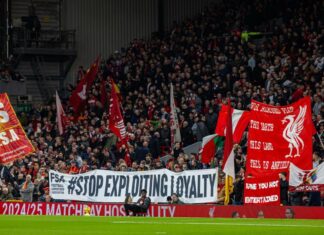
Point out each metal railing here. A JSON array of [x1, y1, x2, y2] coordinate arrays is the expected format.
[[11, 27, 76, 50]]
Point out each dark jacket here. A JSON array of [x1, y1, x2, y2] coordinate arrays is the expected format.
[[149, 136, 161, 159], [137, 196, 151, 210], [232, 179, 244, 203], [280, 179, 289, 205], [180, 125, 194, 147]]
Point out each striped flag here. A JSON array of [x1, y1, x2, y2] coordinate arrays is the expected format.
[[201, 104, 248, 165], [200, 134, 224, 164], [222, 101, 235, 205], [215, 105, 250, 143]]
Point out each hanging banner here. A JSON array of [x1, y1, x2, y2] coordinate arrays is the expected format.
[[289, 162, 324, 192], [246, 97, 315, 176], [49, 168, 218, 203], [0, 93, 34, 164], [244, 173, 280, 205]]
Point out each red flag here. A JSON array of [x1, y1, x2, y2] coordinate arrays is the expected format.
[[222, 101, 235, 179], [246, 96, 316, 177], [69, 57, 100, 114], [0, 93, 35, 164], [222, 100, 235, 205], [215, 105, 250, 143], [200, 134, 224, 164], [200, 134, 217, 164], [108, 79, 127, 141], [56, 91, 68, 135]]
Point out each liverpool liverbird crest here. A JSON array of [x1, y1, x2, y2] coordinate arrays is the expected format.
[[281, 106, 306, 158]]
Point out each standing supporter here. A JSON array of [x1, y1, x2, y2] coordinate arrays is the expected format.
[[20, 175, 34, 202]]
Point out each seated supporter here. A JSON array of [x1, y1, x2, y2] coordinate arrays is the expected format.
[[124, 189, 151, 216]]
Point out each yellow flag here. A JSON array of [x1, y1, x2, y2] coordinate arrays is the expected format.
[[111, 79, 122, 101], [224, 175, 233, 205]]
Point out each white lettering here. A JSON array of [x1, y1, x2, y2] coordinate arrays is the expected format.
[[250, 160, 262, 168], [0, 102, 9, 123], [260, 122, 274, 132], [250, 140, 261, 150], [245, 195, 279, 203], [250, 120, 259, 129], [246, 183, 257, 190]]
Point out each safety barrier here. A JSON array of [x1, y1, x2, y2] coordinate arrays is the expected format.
[[0, 202, 323, 219]]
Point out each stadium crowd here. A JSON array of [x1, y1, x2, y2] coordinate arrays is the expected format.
[[0, 56, 25, 82], [0, 0, 323, 206]]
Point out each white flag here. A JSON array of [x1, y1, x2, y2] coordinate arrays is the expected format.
[[170, 83, 181, 147], [289, 162, 324, 191], [56, 91, 66, 135]]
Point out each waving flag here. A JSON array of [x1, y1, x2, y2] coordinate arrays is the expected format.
[[222, 101, 235, 205], [108, 79, 127, 141], [69, 57, 100, 114], [201, 104, 248, 165], [289, 162, 324, 192], [246, 97, 315, 177], [110, 78, 122, 101], [215, 105, 250, 143], [0, 93, 35, 164], [56, 91, 68, 135], [200, 134, 224, 164]]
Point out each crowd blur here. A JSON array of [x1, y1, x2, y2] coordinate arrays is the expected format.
[[0, 0, 323, 205], [0, 56, 25, 82]]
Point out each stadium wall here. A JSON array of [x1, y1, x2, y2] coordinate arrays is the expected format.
[[62, 0, 158, 83], [61, 0, 219, 84], [163, 0, 217, 31], [1, 202, 324, 219]]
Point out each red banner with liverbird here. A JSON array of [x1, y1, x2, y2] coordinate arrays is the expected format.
[[246, 97, 316, 177]]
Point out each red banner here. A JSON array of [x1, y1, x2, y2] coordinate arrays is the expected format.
[[0, 93, 34, 164], [108, 79, 127, 141], [1, 202, 324, 219], [244, 173, 280, 205], [246, 97, 315, 176]]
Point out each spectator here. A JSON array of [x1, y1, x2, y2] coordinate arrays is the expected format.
[[124, 189, 151, 216], [257, 210, 264, 219], [285, 208, 295, 219], [279, 172, 289, 206], [0, 0, 323, 206], [20, 175, 34, 202], [191, 116, 209, 141], [232, 175, 244, 205], [0, 187, 13, 202], [231, 211, 240, 218], [171, 193, 184, 204]]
